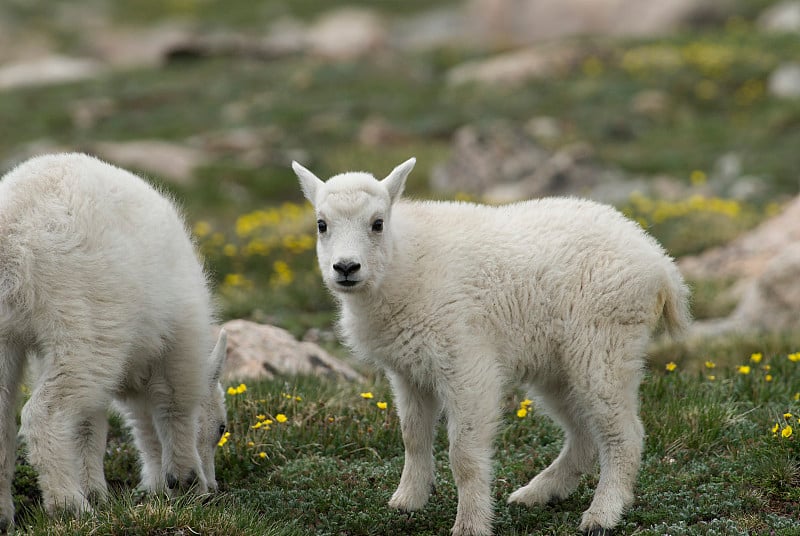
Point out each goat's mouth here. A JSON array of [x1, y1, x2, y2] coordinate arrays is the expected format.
[[337, 279, 360, 288]]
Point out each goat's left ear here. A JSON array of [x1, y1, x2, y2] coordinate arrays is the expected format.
[[382, 157, 416, 204], [209, 328, 227, 385], [292, 161, 324, 206]]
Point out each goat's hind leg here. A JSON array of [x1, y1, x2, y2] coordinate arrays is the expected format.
[[577, 342, 646, 533], [508, 385, 597, 507], [0, 341, 25, 532]]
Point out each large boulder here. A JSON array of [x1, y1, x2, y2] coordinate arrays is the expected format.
[[431, 121, 639, 204], [461, 0, 729, 46], [680, 195, 800, 336], [219, 319, 363, 383]]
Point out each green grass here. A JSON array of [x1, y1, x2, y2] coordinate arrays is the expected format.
[[11, 352, 800, 535]]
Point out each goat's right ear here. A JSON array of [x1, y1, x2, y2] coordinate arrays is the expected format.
[[292, 161, 324, 206]]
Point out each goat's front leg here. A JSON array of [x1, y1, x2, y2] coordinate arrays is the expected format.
[[21, 380, 94, 515], [118, 398, 165, 492], [444, 364, 502, 536], [387, 371, 441, 512], [0, 341, 24, 533]]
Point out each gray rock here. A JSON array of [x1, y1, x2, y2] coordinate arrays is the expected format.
[[462, 0, 729, 46], [219, 319, 363, 382], [446, 44, 579, 86], [768, 62, 800, 98], [757, 1, 800, 33], [0, 55, 104, 90], [91, 140, 210, 184], [432, 121, 638, 204], [306, 8, 387, 60], [681, 195, 800, 335]]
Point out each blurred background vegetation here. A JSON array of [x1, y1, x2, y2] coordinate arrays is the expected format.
[[1, 0, 799, 336]]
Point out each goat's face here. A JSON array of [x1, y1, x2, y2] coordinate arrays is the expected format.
[[293, 158, 416, 295], [196, 329, 228, 492]]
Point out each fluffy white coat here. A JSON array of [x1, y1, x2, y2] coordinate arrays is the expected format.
[[294, 158, 691, 536], [0, 153, 227, 531]]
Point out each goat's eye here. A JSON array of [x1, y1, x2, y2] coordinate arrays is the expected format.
[[317, 219, 327, 233], [218, 424, 226, 438], [372, 219, 384, 233]]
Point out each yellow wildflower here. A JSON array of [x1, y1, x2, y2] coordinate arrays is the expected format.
[[517, 408, 528, 418], [226, 386, 237, 396], [582, 56, 604, 77], [795, 392, 800, 401], [246, 441, 255, 448], [784, 412, 793, 419], [772, 423, 780, 434], [217, 431, 231, 447], [236, 383, 247, 394], [707, 375, 716, 381], [193, 220, 212, 238], [750, 353, 762, 364], [665, 362, 677, 372], [520, 399, 533, 408], [377, 401, 388, 410], [269, 260, 294, 288], [276, 414, 288, 423], [251, 422, 262, 430], [256, 414, 266, 421], [360, 392, 374, 399], [781, 425, 793, 439], [690, 170, 707, 185], [788, 352, 800, 362], [765, 374, 773, 382], [737, 365, 751, 375], [258, 452, 267, 459], [704, 361, 716, 369]]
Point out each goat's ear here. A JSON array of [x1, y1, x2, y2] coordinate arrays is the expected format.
[[292, 161, 324, 206], [382, 157, 416, 204], [209, 328, 227, 385]]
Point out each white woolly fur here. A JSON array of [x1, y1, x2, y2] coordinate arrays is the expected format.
[[294, 157, 691, 536], [0, 153, 227, 530]]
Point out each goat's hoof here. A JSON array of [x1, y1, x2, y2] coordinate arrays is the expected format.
[[583, 527, 614, 536], [166, 473, 179, 490]]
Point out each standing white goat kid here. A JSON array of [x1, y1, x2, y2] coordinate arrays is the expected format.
[[0, 153, 227, 532], [293, 157, 690, 536]]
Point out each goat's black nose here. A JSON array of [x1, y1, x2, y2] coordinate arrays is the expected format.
[[333, 261, 361, 276]]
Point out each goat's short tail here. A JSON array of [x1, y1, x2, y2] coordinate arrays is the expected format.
[[661, 263, 692, 339]]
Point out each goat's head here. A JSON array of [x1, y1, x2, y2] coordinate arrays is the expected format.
[[196, 328, 228, 492], [293, 158, 416, 294]]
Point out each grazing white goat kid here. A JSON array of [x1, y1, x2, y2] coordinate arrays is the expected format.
[[293, 157, 690, 536], [0, 153, 227, 531]]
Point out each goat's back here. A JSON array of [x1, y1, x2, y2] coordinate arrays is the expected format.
[[0, 153, 211, 359]]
